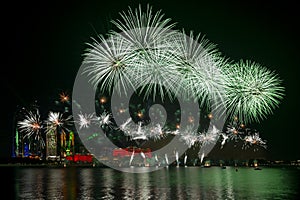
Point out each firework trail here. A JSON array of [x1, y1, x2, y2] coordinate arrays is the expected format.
[[129, 150, 135, 166], [184, 154, 188, 166], [119, 117, 166, 141], [199, 152, 205, 164], [119, 118, 132, 132], [165, 153, 169, 165], [128, 121, 147, 141]]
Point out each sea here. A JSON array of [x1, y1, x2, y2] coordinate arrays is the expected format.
[[2, 165, 299, 199]]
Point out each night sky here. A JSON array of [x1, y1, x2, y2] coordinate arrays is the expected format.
[[2, 1, 299, 161]]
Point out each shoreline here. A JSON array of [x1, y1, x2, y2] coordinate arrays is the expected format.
[[1, 163, 299, 169]]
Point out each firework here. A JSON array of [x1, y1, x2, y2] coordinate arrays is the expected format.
[[225, 122, 245, 142], [145, 124, 165, 141], [59, 92, 70, 103], [200, 125, 220, 145], [128, 121, 147, 141], [119, 117, 167, 141], [220, 133, 229, 149], [83, 5, 284, 123], [83, 4, 178, 98], [75, 4, 284, 161], [129, 150, 135, 166], [17, 108, 44, 148], [132, 47, 183, 101], [111, 4, 176, 52], [175, 151, 179, 166], [224, 59, 285, 124], [243, 132, 267, 151], [95, 111, 113, 127], [76, 112, 96, 129], [172, 30, 228, 107], [119, 117, 132, 132], [45, 111, 73, 134], [82, 33, 138, 95], [178, 125, 199, 148]]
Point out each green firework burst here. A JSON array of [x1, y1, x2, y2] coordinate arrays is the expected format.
[[224, 59, 285, 124]]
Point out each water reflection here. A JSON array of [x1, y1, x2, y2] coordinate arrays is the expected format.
[[11, 166, 300, 199], [44, 168, 64, 199], [78, 167, 94, 198]]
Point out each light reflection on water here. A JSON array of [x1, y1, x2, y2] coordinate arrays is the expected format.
[[7, 166, 300, 199]]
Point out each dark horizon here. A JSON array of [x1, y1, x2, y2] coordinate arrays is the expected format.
[[2, 1, 299, 161]]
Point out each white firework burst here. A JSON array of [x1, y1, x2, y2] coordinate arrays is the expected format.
[[220, 133, 229, 149], [76, 112, 96, 129], [111, 4, 176, 52], [18, 108, 44, 147], [132, 47, 183, 101], [83, 34, 138, 95], [178, 125, 200, 148], [130, 121, 147, 141], [225, 123, 245, 142], [95, 111, 113, 127], [45, 111, 72, 134], [144, 123, 166, 141], [119, 117, 132, 132], [170, 30, 229, 108], [243, 132, 267, 151], [199, 125, 220, 146]]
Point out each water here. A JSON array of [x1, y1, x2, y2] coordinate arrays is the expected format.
[[2, 166, 299, 199]]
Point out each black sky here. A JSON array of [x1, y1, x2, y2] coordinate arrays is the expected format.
[[2, 1, 299, 160]]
